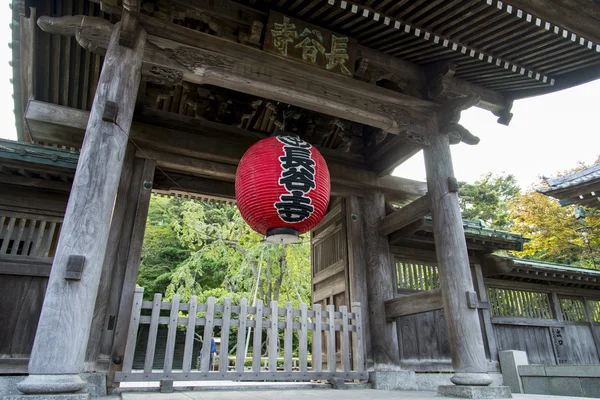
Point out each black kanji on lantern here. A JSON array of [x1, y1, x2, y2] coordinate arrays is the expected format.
[[275, 136, 316, 223]]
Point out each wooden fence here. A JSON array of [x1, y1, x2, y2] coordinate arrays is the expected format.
[[391, 256, 600, 369], [115, 288, 366, 383]]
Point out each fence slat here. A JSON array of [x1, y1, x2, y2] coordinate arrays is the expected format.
[[0, 216, 6, 238], [313, 303, 322, 372], [340, 305, 350, 373], [182, 296, 198, 373], [22, 219, 37, 256], [299, 302, 308, 373], [201, 297, 215, 372], [122, 288, 144, 373], [221, 298, 232, 373], [163, 294, 180, 374], [31, 220, 47, 257], [236, 299, 248, 373], [144, 293, 162, 374], [327, 304, 336, 372], [284, 302, 293, 372], [0, 217, 17, 254], [269, 301, 278, 372], [9, 218, 27, 255], [41, 221, 57, 257], [352, 302, 364, 372], [252, 299, 263, 373]]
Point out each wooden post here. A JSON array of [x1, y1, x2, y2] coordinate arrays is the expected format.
[[361, 190, 400, 370], [345, 196, 371, 369], [423, 131, 492, 386], [17, 22, 146, 394], [86, 144, 136, 366]]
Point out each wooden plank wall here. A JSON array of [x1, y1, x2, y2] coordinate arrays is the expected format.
[[311, 202, 348, 308], [391, 253, 600, 369], [0, 210, 64, 370]]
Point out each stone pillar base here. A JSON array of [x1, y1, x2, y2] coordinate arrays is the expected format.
[[438, 385, 512, 399], [369, 371, 416, 390], [16, 374, 86, 394], [451, 372, 494, 386], [4, 394, 89, 400]]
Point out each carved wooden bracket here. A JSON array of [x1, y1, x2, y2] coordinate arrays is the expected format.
[[119, 0, 140, 48], [438, 94, 481, 145], [493, 99, 514, 126], [426, 62, 457, 100], [37, 14, 436, 136], [141, 64, 183, 86]]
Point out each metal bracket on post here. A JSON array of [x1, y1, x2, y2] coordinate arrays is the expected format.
[[65, 255, 86, 280], [102, 101, 119, 123], [447, 177, 459, 193], [466, 291, 479, 309]]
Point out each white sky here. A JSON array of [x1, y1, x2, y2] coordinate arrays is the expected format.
[[395, 79, 600, 190], [0, 0, 598, 190]]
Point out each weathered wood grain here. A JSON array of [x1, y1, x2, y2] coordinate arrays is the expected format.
[[235, 298, 248, 373], [144, 293, 162, 374], [283, 302, 293, 372], [182, 296, 198, 373], [268, 301, 278, 372], [26, 22, 147, 377], [251, 299, 262, 373], [313, 304, 322, 373], [107, 158, 156, 387], [378, 195, 430, 236], [384, 289, 443, 319], [200, 297, 215, 372], [25, 101, 427, 201], [37, 14, 437, 136], [86, 145, 135, 363], [423, 129, 489, 380], [163, 295, 180, 373], [361, 190, 400, 369], [221, 298, 232, 373], [121, 288, 143, 374]]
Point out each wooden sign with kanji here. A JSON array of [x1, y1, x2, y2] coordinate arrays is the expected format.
[[264, 11, 357, 77]]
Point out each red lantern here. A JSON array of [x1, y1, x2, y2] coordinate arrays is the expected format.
[[235, 134, 330, 244]]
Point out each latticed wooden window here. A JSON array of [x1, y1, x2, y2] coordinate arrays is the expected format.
[[560, 298, 587, 322], [395, 260, 440, 291], [588, 300, 600, 323], [488, 287, 553, 319]]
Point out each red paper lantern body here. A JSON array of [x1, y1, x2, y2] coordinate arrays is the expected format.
[[235, 135, 330, 243]]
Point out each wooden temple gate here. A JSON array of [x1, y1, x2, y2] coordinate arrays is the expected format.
[[4, 0, 600, 396]]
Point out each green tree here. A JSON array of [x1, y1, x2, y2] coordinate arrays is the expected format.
[[458, 172, 520, 229], [509, 189, 600, 268]]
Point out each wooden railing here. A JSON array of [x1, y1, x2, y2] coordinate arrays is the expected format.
[[0, 211, 62, 277], [115, 288, 366, 383]]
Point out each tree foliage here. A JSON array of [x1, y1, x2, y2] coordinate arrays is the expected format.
[[509, 190, 600, 267], [458, 172, 520, 229], [137, 197, 312, 307]]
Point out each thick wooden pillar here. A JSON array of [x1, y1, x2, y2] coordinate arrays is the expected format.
[[345, 195, 371, 369], [423, 131, 492, 386], [18, 22, 146, 394], [85, 145, 136, 367], [361, 190, 400, 370], [107, 157, 156, 387]]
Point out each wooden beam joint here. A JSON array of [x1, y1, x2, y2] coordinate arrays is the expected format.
[[384, 289, 444, 320], [378, 195, 430, 236]]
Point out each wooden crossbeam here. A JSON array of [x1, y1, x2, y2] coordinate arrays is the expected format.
[[25, 100, 427, 201], [384, 289, 443, 320], [37, 14, 436, 136], [378, 195, 430, 236]]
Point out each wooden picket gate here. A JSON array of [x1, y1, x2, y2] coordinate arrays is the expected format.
[[115, 288, 367, 383]]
